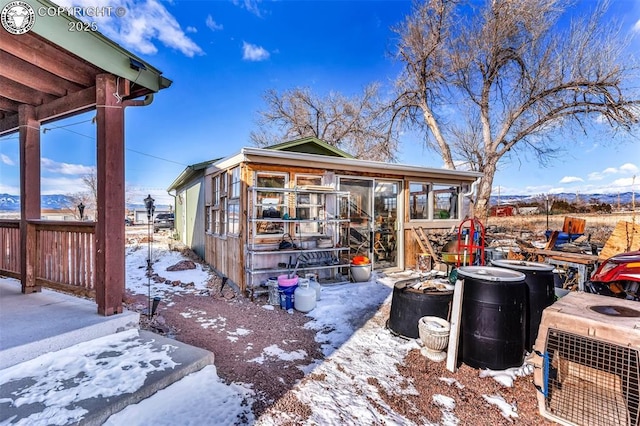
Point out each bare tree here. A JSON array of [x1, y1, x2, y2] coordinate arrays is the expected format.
[[393, 0, 639, 219], [81, 168, 97, 207], [251, 84, 400, 161]]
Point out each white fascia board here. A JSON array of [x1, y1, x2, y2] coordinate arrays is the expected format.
[[239, 147, 483, 181]]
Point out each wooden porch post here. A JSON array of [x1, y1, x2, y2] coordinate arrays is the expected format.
[[95, 74, 125, 315], [18, 104, 41, 294]]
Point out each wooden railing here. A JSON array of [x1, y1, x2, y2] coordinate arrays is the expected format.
[[0, 220, 96, 297], [0, 220, 20, 278]]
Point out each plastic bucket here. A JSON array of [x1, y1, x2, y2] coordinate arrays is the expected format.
[[491, 260, 555, 352], [278, 284, 297, 310], [277, 274, 298, 287], [457, 266, 527, 370], [387, 279, 453, 339], [350, 264, 372, 282]]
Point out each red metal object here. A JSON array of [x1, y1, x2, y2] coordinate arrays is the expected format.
[[456, 218, 485, 267]]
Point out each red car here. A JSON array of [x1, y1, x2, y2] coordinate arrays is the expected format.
[[589, 250, 640, 300]]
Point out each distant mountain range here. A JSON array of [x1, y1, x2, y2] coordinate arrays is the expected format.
[[490, 192, 635, 206], [0, 192, 634, 212], [0, 194, 171, 211]]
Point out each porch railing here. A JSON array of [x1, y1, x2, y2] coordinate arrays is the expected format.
[[0, 220, 96, 297], [0, 220, 20, 278]]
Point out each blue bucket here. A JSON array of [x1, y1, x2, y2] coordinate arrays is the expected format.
[[278, 284, 297, 310]]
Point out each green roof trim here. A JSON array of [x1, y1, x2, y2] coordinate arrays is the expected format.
[[15, 0, 172, 93], [167, 159, 220, 192], [265, 137, 353, 158]]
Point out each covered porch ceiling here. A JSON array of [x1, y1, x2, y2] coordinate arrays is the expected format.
[[0, 0, 171, 135]]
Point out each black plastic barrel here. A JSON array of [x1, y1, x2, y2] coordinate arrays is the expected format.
[[457, 266, 526, 370], [388, 279, 453, 339], [490, 259, 555, 351]]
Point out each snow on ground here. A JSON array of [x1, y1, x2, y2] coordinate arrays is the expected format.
[[125, 241, 211, 305], [2, 240, 535, 425], [104, 365, 255, 426], [0, 329, 178, 426], [256, 278, 426, 425]]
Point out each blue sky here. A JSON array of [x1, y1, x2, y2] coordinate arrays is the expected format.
[[0, 0, 639, 206]]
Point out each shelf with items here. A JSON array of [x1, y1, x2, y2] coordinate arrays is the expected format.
[[246, 186, 351, 290]]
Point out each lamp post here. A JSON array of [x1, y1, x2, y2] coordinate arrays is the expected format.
[[144, 194, 155, 317], [77, 202, 85, 220]]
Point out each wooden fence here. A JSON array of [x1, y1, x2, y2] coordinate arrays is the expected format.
[[0, 220, 20, 278], [0, 220, 96, 297]]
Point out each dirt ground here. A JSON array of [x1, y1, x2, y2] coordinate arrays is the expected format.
[[125, 253, 553, 425]]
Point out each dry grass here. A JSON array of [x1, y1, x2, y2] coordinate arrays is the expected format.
[[487, 212, 638, 245]]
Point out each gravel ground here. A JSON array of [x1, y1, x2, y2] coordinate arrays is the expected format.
[[126, 265, 552, 425]]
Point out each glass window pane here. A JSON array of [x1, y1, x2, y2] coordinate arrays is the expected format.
[[433, 185, 460, 220], [409, 182, 429, 220]]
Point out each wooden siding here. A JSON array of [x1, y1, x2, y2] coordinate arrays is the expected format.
[[205, 234, 244, 290]]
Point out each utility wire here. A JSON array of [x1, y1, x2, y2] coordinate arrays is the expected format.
[[39, 122, 188, 167]]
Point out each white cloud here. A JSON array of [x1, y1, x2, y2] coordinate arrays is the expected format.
[[634, 19, 640, 33], [587, 172, 604, 181], [548, 186, 568, 194], [41, 158, 94, 176], [206, 15, 223, 31], [0, 183, 20, 194], [559, 176, 583, 184], [1, 154, 14, 166], [242, 41, 270, 61], [185, 26, 197, 33], [620, 163, 639, 174], [611, 177, 637, 189], [54, 0, 203, 57], [232, 0, 263, 17], [41, 176, 87, 195], [587, 163, 638, 181]]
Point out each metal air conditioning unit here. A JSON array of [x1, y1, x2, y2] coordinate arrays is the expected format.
[[531, 292, 640, 426]]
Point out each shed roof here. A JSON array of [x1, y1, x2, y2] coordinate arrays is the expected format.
[[167, 159, 221, 192], [205, 141, 482, 183]]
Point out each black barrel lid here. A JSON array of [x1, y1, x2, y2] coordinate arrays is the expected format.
[[491, 259, 555, 272], [457, 266, 525, 282]]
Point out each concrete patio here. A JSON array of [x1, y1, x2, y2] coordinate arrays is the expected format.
[[0, 277, 215, 425]]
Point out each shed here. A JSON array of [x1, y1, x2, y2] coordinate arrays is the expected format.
[[168, 137, 482, 294], [167, 159, 220, 258]]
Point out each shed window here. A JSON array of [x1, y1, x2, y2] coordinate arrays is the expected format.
[[227, 200, 240, 235], [210, 174, 224, 235], [255, 172, 288, 235], [205, 204, 212, 233], [433, 185, 461, 220], [409, 182, 430, 220], [230, 167, 241, 199], [212, 176, 220, 208]]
